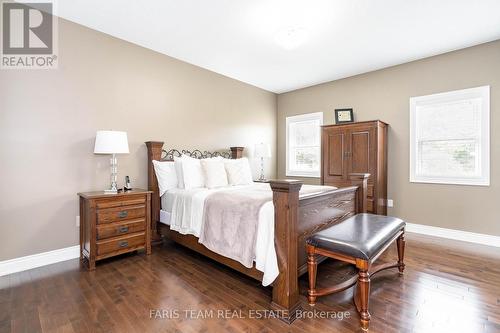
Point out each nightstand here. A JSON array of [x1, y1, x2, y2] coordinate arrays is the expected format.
[[78, 189, 152, 270]]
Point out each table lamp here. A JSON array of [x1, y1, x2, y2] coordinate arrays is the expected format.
[[255, 143, 271, 181], [94, 130, 129, 193]]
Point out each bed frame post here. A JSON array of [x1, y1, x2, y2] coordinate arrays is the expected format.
[[349, 173, 370, 214], [269, 179, 303, 324], [145, 141, 164, 244], [230, 147, 244, 159]]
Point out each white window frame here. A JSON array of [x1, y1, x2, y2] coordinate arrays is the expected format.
[[286, 112, 323, 178], [409, 86, 490, 186]]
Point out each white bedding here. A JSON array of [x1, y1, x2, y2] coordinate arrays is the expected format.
[[159, 182, 336, 286]]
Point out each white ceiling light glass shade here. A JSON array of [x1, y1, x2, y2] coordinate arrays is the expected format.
[[94, 130, 130, 154], [274, 27, 308, 50]]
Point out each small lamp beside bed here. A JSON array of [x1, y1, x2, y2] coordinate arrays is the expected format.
[[94, 130, 129, 193], [255, 143, 271, 181]]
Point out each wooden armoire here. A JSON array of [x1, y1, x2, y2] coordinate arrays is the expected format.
[[321, 120, 388, 215]]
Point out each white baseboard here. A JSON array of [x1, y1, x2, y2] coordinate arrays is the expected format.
[[0, 245, 80, 277], [406, 223, 500, 248]]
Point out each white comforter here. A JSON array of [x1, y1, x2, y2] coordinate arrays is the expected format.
[[162, 183, 335, 286]]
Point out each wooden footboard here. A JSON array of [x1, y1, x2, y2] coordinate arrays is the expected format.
[[269, 174, 368, 323], [145, 141, 368, 324]]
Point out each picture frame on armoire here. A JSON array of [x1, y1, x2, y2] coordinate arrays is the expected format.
[[334, 108, 354, 123]]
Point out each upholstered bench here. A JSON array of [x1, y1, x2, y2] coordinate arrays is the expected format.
[[306, 213, 406, 331]]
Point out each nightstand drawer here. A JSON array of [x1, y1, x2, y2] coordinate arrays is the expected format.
[[97, 205, 146, 224], [97, 233, 145, 257], [96, 197, 146, 209], [97, 219, 145, 240]]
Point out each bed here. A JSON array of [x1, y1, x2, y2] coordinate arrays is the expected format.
[[145, 141, 369, 323]]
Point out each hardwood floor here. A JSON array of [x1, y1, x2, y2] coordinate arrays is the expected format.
[[1, 233, 499, 333]]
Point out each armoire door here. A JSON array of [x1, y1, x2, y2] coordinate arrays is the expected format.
[[321, 120, 387, 215], [322, 127, 349, 185], [347, 124, 377, 212]]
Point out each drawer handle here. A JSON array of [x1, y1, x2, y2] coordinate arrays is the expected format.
[[118, 226, 129, 233], [118, 211, 128, 218], [119, 241, 129, 248]]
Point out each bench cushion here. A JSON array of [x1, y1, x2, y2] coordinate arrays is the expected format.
[[307, 213, 405, 261]]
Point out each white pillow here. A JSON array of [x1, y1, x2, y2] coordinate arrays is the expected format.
[[181, 154, 205, 189], [224, 157, 253, 186], [152, 160, 178, 196], [201, 158, 228, 189], [173, 156, 185, 189]]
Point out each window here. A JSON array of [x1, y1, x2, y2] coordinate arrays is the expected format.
[[286, 112, 323, 177], [410, 86, 490, 186]]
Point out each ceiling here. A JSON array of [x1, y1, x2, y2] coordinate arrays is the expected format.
[[57, 0, 500, 93]]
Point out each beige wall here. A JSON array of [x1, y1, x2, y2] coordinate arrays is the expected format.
[[0, 19, 277, 261], [278, 40, 500, 236]]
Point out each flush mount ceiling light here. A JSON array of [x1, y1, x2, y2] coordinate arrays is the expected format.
[[274, 27, 308, 50]]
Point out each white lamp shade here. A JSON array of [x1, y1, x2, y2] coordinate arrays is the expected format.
[[255, 143, 271, 158], [94, 130, 130, 154]]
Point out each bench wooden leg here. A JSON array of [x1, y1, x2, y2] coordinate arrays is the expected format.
[[307, 244, 318, 306], [397, 232, 406, 274], [355, 259, 371, 331]]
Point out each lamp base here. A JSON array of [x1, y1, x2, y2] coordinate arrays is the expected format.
[[103, 168, 119, 194], [258, 157, 266, 182]]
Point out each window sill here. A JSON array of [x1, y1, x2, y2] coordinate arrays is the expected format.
[[410, 177, 490, 187]]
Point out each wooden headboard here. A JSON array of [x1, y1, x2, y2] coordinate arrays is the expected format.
[[145, 141, 244, 243]]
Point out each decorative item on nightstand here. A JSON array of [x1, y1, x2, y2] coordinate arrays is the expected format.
[[94, 130, 129, 193], [255, 143, 271, 181], [124, 175, 132, 191]]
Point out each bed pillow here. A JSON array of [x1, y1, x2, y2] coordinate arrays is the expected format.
[[224, 157, 253, 186], [201, 158, 228, 189], [181, 154, 205, 189], [152, 160, 178, 196], [173, 156, 185, 189]]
